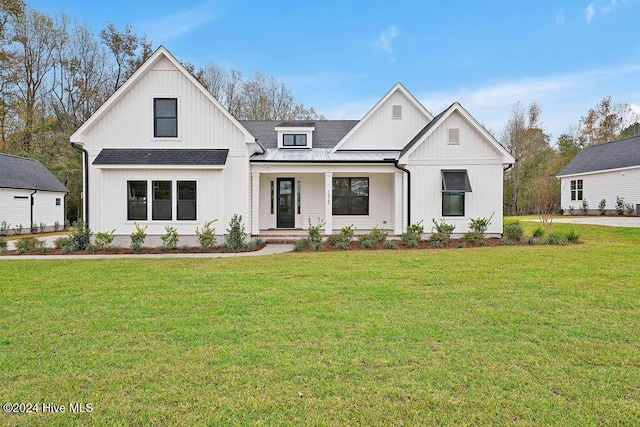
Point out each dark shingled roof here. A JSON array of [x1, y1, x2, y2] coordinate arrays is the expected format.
[[0, 153, 68, 192], [240, 120, 359, 149], [558, 135, 640, 176], [276, 121, 316, 128], [93, 149, 229, 165]]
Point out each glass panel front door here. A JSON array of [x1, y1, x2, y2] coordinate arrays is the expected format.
[[277, 178, 294, 228]]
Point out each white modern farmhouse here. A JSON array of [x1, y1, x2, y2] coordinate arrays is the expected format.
[[557, 135, 640, 214], [0, 153, 68, 232], [70, 46, 514, 244]]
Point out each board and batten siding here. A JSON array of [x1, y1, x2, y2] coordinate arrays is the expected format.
[[337, 91, 429, 151], [253, 164, 398, 232], [0, 188, 65, 230], [406, 111, 506, 234], [560, 167, 640, 213]]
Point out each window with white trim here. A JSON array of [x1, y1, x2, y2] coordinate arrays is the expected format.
[[154, 98, 177, 138]]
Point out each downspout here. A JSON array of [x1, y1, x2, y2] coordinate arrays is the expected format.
[[503, 164, 513, 172], [30, 189, 37, 232], [71, 143, 89, 228], [392, 160, 411, 227]]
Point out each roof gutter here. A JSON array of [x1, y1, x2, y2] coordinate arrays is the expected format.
[[71, 143, 89, 228], [392, 160, 410, 228]]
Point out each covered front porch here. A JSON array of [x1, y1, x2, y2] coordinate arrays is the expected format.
[[249, 163, 407, 236]]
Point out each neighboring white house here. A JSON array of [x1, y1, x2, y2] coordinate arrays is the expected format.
[[0, 153, 68, 233], [557, 136, 640, 215], [70, 46, 514, 245]]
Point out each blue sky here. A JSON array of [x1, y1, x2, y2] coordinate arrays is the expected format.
[[29, 0, 640, 141]]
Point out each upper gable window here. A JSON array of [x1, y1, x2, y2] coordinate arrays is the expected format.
[[283, 134, 307, 147], [392, 105, 402, 119], [154, 98, 177, 138]]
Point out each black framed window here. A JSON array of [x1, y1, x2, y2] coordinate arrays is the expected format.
[[332, 177, 369, 215], [177, 181, 196, 220], [154, 98, 177, 137], [283, 134, 307, 146], [55, 198, 61, 206], [571, 179, 583, 201], [152, 181, 172, 220], [443, 193, 465, 216], [128, 181, 147, 220]]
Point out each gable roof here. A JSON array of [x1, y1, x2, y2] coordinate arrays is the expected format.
[[93, 149, 229, 166], [398, 102, 515, 164], [241, 120, 359, 150], [70, 46, 255, 144], [0, 153, 68, 192], [330, 82, 433, 152], [558, 135, 640, 176]]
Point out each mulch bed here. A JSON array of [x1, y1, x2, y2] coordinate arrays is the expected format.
[[1, 243, 267, 256], [295, 237, 518, 252]]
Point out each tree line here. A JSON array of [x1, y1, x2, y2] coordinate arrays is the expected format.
[[0, 1, 322, 222], [501, 97, 640, 216]]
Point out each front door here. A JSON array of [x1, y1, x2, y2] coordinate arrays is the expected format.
[[277, 178, 295, 228]]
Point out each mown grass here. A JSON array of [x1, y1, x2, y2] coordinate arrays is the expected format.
[[1, 221, 639, 425]]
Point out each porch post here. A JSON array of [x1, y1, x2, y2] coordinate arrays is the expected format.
[[324, 172, 333, 234], [394, 172, 403, 235], [251, 172, 260, 235]]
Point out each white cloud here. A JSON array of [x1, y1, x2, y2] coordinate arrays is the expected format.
[[372, 25, 398, 57], [555, 9, 565, 26], [138, 1, 218, 42], [585, 3, 596, 22]]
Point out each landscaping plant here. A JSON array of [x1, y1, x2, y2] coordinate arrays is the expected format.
[[430, 218, 455, 247], [196, 220, 218, 250], [225, 214, 247, 250], [401, 221, 424, 248], [70, 219, 92, 250], [94, 229, 116, 249], [160, 226, 179, 251], [130, 222, 148, 252]]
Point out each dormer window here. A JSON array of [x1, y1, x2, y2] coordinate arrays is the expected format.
[[154, 98, 177, 138], [275, 122, 315, 149], [283, 134, 307, 147]]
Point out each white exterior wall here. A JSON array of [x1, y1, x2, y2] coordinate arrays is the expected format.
[[560, 166, 640, 213], [0, 188, 65, 231], [405, 111, 506, 234], [337, 91, 429, 151], [77, 55, 251, 237], [252, 164, 397, 233]]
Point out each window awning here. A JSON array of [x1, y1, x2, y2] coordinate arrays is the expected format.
[[442, 170, 472, 192]]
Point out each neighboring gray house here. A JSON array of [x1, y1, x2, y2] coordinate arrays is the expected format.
[[0, 153, 68, 232], [557, 135, 640, 214]]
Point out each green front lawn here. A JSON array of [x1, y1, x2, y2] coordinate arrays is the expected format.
[[1, 221, 639, 425]]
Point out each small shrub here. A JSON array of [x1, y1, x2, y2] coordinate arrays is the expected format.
[[580, 200, 589, 215], [468, 213, 493, 234], [457, 241, 466, 248], [312, 241, 322, 251], [430, 219, 455, 247], [526, 236, 537, 245], [624, 203, 635, 215], [335, 241, 348, 250], [307, 218, 325, 247], [246, 238, 265, 251], [464, 231, 485, 246], [70, 219, 92, 250], [293, 238, 311, 252], [39, 222, 46, 233], [615, 196, 625, 215], [568, 205, 575, 215], [532, 226, 545, 238], [15, 236, 45, 253], [565, 228, 580, 243], [328, 225, 355, 247], [0, 237, 7, 253], [94, 229, 116, 249], [360, 238, 373, 249], [160, 226, 179, 251], [503, 221, 523, 241], [598, 198, 607, 215], [54, 236, 74, 252], [225, 214, 247, 250], [545, 231, 569, 245], [339, 224, 355, 243], [130, 222, 147, 252], [383, 240, 396, 250], [54, 221, 60, 232], [31, 223, 38, 233], [15, 224, 23, 235], [368, 225, 388, 244], [180, 245, 190, 251], [401, 221, 424, 247], [196, 219, 218, 250], [502, 237, 515, 246]]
